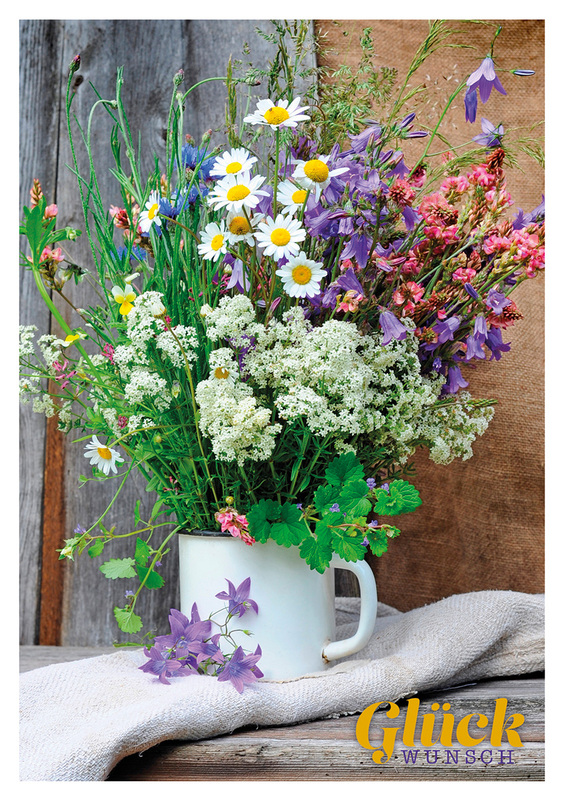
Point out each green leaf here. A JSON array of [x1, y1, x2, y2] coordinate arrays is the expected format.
[[133, 499, 142, 527], [299, 535, 333, 573], [100, 557, 136, 579], [324, 452, 365, 488], [246, 498, 283, 543], [88, 539, 105, 558], [339, 479, 372, 517], [331, 532, 367, 562], [366, 529, 389, 557], [373, 480, 422, 516], [136, 565, 165, 589], [270, 503, 308, 548], [114, 606, 143, 634], [134, 537, 151, 567], [313, 484, 341, 515]]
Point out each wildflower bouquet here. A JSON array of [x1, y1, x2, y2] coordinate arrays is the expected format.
[[19, 22, 544, 639]]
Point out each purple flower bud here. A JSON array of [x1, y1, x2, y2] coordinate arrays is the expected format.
[[329, 503, 341, 513], [366, 478, 377, 490], [513, 69, 535, 76], [399, 112, 416, 128], [68, 53, 81, 75], [464, 283, 480, 300]]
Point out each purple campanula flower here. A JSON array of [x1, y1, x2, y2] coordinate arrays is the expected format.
[[226, 259, 251, 293], [139, 645, 190, 685], [341, 232, 371, 269], [472, 118, 505, 148], [464, 56, 506, 123], [434, 316, 460, 344], [485, 328, 511, 361], [336, 267, 363, 296], [215, 577, 258, 618], [485, 288, 511, 315], [379, 310, 408, 345], [402, 205, 421, 231], [398, 112, 428, 138], [443, 364, 469, 394], [513, 195, 545, 229], [464, 283, 480, 300], [216, 645, 263, 693], [347, 122, 382, 154]]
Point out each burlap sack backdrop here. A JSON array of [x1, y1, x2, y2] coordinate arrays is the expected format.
[[314, 19, 545, 609]]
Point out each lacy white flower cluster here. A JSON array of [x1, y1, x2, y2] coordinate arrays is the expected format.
[[112, 292, 198, 424], [199, 295, 494, 466]]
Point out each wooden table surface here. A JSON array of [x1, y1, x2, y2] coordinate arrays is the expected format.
[[20, 646, 544, 781]]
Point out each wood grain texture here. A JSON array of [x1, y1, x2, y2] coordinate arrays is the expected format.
[[18, 647, 544, 782], [106, 675, 544, 781]]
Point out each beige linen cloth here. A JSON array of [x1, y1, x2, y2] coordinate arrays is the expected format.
[[20, 590, 544, 781]]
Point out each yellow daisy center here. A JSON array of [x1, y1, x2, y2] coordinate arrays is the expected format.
[[271, 228, 291, 247], [264, 106, 290, 126], [97, 446, 112, 460], [291, 264, 313, 285], [225, 161, 243, 174], [303, 159, 330, 183], [226, 185, 251, 202], [291, 189, 308, 204], [214, 367, 230, 380], [229, 216, 251, 236], [211, 234, 225, 251], [148, 203, 159, 220]]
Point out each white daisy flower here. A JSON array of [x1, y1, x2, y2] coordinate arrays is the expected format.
[[210, 148, 258, 178], [225, 210, 262, 245], [84, 435, 124, 476], [255, 214, 307, 262], [138, 191, 162, 234], [111, 284, 136, 316], [276, 252, 326, 298], [197, 221, 229, 261], [207, 172, 268, 213], [277, 180, 313, 215], [244, 97, 310, 130], [293, 155, 349, 199]]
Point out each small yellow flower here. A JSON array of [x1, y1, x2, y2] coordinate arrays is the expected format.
[[111, 285, 136, 315], [63, 332, 85, 347]]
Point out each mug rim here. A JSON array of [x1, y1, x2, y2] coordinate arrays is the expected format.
[[178, 529, 232, 538]]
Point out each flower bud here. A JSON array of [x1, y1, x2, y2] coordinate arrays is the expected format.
[[225, 496, 234, 505], [174, 68, 184, 86], [68, 53, 81, 75]]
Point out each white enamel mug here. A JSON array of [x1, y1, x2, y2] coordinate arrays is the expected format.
[[178, 531, 378, 680]]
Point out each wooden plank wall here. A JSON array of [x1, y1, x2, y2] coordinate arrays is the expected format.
[[19, 19, 317, 645]]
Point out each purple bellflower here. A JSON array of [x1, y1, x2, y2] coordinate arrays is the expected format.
[[485, 328, 511, 361], [216, 645, 263, 693], [226, 259, 251, 293], [443, 364, 469, 395], [485, 288, 511, 315], [472, 118, 505, 148], [215, 577, 259, 618], [465, 56, 506, 123], [379, 310, 408, 345], [434, 316, 460, 344]]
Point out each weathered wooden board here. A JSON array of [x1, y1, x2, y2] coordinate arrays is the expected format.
[[19, 20, 318, 646], [19, 647, 544, 781]]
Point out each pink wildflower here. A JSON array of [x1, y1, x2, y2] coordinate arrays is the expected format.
[[40, 246, 64, 264], [452, 267, 477, 284], [44, 204, 58, 219], [102, 343, 115, 364]]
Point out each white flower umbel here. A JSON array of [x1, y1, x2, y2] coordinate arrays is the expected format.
[[84, 435, 123, 476], [138, 191, 162, 234], [207, 171, 268, 213], [204, 294, 262, 348], [255, 214, 306, 261], [196, 378, 281, 465], [197, 221, 229, 261], [277, 180, 312, 215], [276, 251, 325, 298], [244, 97, 310, 130], [210, 148, 257, 178], [293, 155, 349, 199]]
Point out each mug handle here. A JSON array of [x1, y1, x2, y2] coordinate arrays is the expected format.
[[322, 556, 378, 663]]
